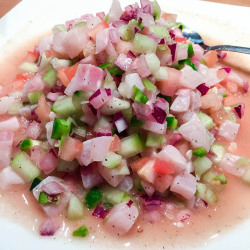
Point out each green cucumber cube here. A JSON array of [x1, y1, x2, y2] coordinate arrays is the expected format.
[[133, 33, 157, 53], [51, 118, 71, 140], [198, 111, 214, 130], [146, 132, 166, 148], [102, 152, 122, 169], [193, 156, 213, 179], [42, 68, 58, 87], [118, 133, 144, 158], [11, 152, 41, 182], [27, 91, 42, 104], [52, 96, 77, 117], [67, 195, 84, 220]]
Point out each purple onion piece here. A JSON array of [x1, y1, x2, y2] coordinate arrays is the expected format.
[[234, 104, 245, 119], [168, 43, 177, 62], [113, 112, 124, 122], [126, 200, 133, 207], [152, 106, 167, 124], [140, 195, 162, 211], [96, 132, 112, 137], [159, 38, 166, 45], [89, 89, 101, 101], [169, 29, 175, 40], [196, 83, 209, 96], [92, 205, 110, 219], [220, 67, 231, 73], [112, 20, 129, 28], [134, 26, 141, 33], [143, 4, 152, 14], [148, 33, 160, 43], [127, 50, 136, 60], [87, 103, 97, 116], [105, 88, 111, 96], [243, 81, 249, 92], [49, 148, 58, 158]]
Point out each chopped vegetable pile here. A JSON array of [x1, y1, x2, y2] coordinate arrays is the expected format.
[[0, 0, 249, 238]]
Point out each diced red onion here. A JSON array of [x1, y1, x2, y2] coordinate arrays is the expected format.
[[148, 33, 161, 43], [196, 83, 209, 96], [92, 204, 110, 219], [143, 4, 152, 14], [109, 28, 120, 44], [96, 132, 112, 137], [105, 88, 111, 96], [89, 89, 101, 101], [96, 12, 105, 20], [87, 103, 97, 116], [169, 29, 175, 40], [114, 53, 133, 71], [134, 26, 141, 33], [139, 195, 162, 211], [40, 218, 59, 236], [159, 38, 166, 45], [168, 44, 177, 62], [169, 133, 182, 146], [243, 81, 249, 92], [112, 20, 128, 28], [234, 104, 245, 119], [217, 51, 227, 59], [220, 67, 231, 73], [114, 113, 128, 133], [127, 50, 136, 60], [42, 181, 65, 196], [152, 106, 167, 124], [132, 102, 152, 116], [39, 150, 59, 175], [120, 5, 137, 21], [155, 97, 168, 111], [126, 200, 133, 207]]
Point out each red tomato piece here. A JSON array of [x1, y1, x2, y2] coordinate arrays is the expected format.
[[109, 134, 122, 152], [88, 21, 109, 41], [153, 158, 174, 175], [58, 63, 79, 87], [174, 37, 187, 43]]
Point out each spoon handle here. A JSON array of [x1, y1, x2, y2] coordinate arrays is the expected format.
[[205, 45, 250, 54]]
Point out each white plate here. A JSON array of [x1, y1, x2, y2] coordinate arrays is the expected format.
[[0, 1, 250, 249]]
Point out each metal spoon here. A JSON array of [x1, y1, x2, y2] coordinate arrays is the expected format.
[[182, 27, 250, 54]]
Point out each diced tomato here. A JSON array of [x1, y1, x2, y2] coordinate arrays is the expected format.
[[156, 68, 181, 97], [109, 134, 121, 152], [203, 50, 218, 68], [26, 51, 40, 63], [15, 72, 33, 82], [88, 21, 109, 41], [35, 94, 51, 122], [59, 136, 83, 161], [174, 37, 187, 43], [153, 158, 174, 175], [58, 63, 79, 87], [140, 27, 149, 36], [130, 157, 150, 172]]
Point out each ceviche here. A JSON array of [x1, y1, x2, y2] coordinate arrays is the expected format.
[[0, 0, 249, 239]]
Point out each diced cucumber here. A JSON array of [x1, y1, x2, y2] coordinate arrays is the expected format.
[[242, 168, 250, 184], [52, 24, 67, 34], [27, 91, 42, 104], [192, 147, 207, 157], [210, 144, 225, 163], [133, 33, 157, 53], [118, 81, 126, 98], [67, 195, 84, 220], [52, 96, 78, 117], [57, 160, 79, 172], [153, 66, 168, 81], [144, 52, 160, 73], [51, 58, 71, 70], [94, 116, 111, 132], [236, 156, 250, 167], [213, 174, 227, 184], [201, 171, 218, 184], [11, 152, 41, 182], [38, 192, 60, 204], [146, 132, 166, 148], [8, 102, 22, 115], [198, 111, 214, 130], [74, 22, 87, 27], [19, 62, 38, 73], [130, 115, 144, 127], [72, 126, 87, 138], [42, 68, 58, 88], [118, 25, 134, 41], [142, 78, 157, 91], [39, 53, 52, 71], [118, 133, 144, 158], [133, 175, 143, 191], [29, 177, 42, 191], [103, 81, 117, 91], [19, 137, 42, 150], [51, 118, 72, 140], [102, 152, 122, 168], [132, 85, 149, 104], [152, 0, 161, 20], [85, 187, 102, 209], [72, 90, 92, 109], [72, 225, 88, 237], [196, 183, 218, 204], [122, 107, 133, 123], [193, 156, 213, 179], [101, 185, 131, 205], [149, 25, 171, 40], [100, 97, 130, 115], [166, 116, 178, 130]]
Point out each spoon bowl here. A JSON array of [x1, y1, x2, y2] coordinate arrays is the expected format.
[[182, 27, 250, 54]]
